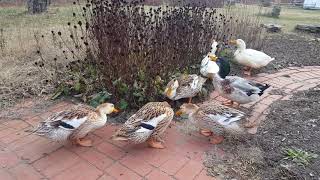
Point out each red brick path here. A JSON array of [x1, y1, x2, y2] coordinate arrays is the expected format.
[[0, 66, 320, 180]]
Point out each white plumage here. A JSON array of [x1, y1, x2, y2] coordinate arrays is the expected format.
[[233, 39, 274, 69], [200, 40, 220, 77]]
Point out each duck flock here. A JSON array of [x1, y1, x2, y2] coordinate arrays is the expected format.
[[33, 39, 274, 149]]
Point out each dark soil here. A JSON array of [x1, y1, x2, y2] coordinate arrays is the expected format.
[[205, 85, 320, 180], [228, 33, 320, 76]]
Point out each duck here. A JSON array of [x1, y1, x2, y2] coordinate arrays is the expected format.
[[176, 102, 250, 144], [112, 102, 174, 149], [207, 54, 270, 108], [229, 39, 274, 76], [164, 74, 207, 103], [200, 39, 230, 79], [34, 103, 119, 147]]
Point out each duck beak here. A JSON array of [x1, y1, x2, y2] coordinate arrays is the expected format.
[[112, 108, 120, 113], [229, 40, 237, 45], [208, 54, 218, 62], [165, 88, 173, 97], [175, 110, 183, 116]]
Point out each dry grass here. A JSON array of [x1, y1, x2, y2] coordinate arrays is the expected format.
[[0, 5, 76, 108]]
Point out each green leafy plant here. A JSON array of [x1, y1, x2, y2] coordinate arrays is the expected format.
[[284, 148, 318, 166], [89, 90, 112, 108], [119, 99, 129, 110], [51, 83, 70, 100]]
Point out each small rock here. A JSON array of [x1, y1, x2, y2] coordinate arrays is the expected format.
[[261, 23, 282, 33]]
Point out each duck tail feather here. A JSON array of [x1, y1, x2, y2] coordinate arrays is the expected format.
[[258, 84, 271, 96]]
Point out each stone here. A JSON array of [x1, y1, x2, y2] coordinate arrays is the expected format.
[[261, 23, 282, 33], [295, 24, 320, 34]]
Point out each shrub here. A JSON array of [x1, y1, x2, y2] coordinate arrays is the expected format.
[[271, 5, 281, 18], [259, 5, 281, 19], [35, 0, 266, 109]]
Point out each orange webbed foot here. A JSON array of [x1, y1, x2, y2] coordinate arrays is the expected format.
[[222, 100, 233, 106], [200, 129, 213, 137], [147, 138, 165, 149], [76, 138, 93, 147], [210, 135, 224, 144]]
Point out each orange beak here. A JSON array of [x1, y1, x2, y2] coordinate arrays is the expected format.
[[229, 40, 237, 45], [175, 110, 183, 116], [208, 54, 218, 62], [166, 88, 173, 97], [112, 108, 120, 113]]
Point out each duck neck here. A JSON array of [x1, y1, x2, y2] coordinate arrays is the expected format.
[[210, 48, 217, 55], [96, 110, 107, 122], [211, 73, 224, 90], [170, 88, 177, 99], [188, 107, 200, 119], [212, 73, 223, 83], [237, 43, 246, 52]]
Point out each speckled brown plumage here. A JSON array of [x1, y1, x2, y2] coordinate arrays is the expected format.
[[165, 74, 207, 100], [181, 102, 247, 136], [34, 103, 114, 142], [220, 79, 233, 94], [112, 102, 174, 143]]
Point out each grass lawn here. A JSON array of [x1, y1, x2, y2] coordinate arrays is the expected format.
[[259, 6, 320, 32]]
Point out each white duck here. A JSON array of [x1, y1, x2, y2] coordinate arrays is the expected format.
[[230, 39, 274, 76], [200, 40, 220, 78]]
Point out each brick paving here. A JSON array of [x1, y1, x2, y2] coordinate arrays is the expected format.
[[0, 66, 320, 180]]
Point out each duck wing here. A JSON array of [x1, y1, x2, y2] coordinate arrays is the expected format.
[[35, 108, 90, 136], [178, 75, 198, 87], [200, 103, 245, 125], [198, 103, 246, 133], [113, 102, 173, 139], [226, 76, 264, 96]]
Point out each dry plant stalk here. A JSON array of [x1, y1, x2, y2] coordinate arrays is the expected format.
[[33, 0, 266, 108]]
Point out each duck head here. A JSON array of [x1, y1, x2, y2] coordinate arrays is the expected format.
[[229, 39, 246, 50], [164, 80, 179, 99], [176, 103, 200, 116], [96, 103, 119, 114], [211, 39, 219, 54]]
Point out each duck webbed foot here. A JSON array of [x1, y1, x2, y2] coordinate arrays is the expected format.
[[147, 138, 165, 149], [232, 102, 240, 109], [200, 129, 213, 137], [210, 134, 224, 144], [243, 66, 252, 76], [222, 100, 234, 106], [75, 138, 93, 147]]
